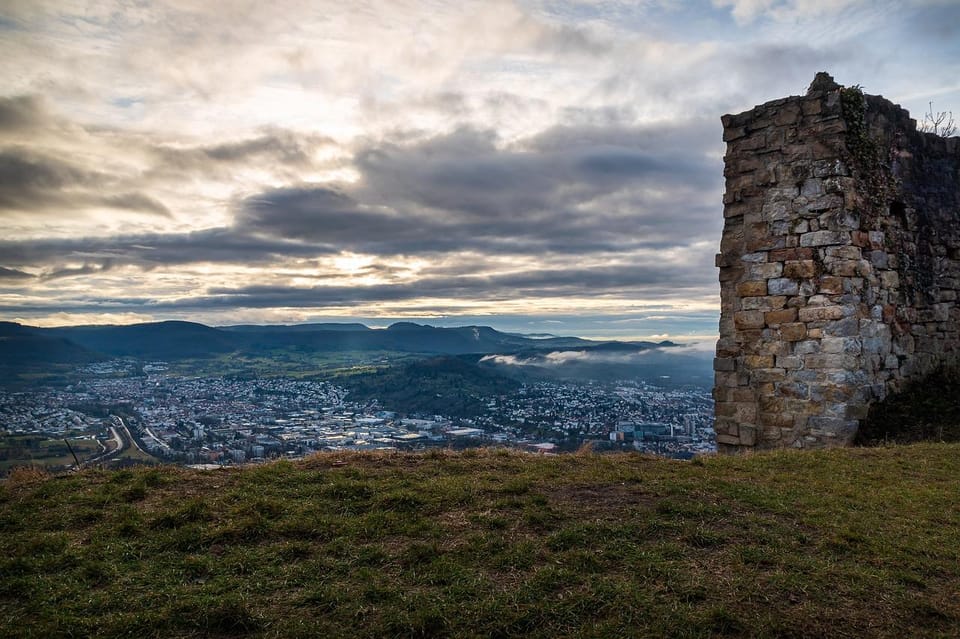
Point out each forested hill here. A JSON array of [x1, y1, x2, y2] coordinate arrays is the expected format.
[[0, 320, 673, 363]]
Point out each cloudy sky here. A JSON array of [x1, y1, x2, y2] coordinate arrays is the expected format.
[[1, 0, 958, 340]]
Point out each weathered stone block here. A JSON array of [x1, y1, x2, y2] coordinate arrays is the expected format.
[[746, 233, 785, 252], [736, 403, 758, 423], [828, 316, 860, 337], [722, 125, 747, 142], [748, 262, 783, 279], [800, 178, 823, 197], [800, 230, 848, 247], [780, 323, 806, 341], [765, 308, 797, 326], [868, 251, 888, 269], [851, 230, 870, 247], [821, 208, 859, 231], [794, 339, 820, 355], [713, 357, 736, 372], [767, 278, 800, 296], [744, 355, 775, 368], [824, 245, 861, 260], [715, 401, 737, 418], [828, 259, 859, 277], [752, 368, 786, 382], [819, 276, 843, 294], [761, 201, 791, 222], [842, 277, 864, 294], [821, 337, 861, 354], [933, 303, 951, 322], [736, 281, 768, 297], [776, 355, 803, 369], [741, 295, 784, 311], [798, 305, 845, 322], [783, 260, 816, 279], [807, 416, 852, 435], [715, 372, 741, 388], [734, 310, 766, 329], [801, 99, 822, 116], [778, 381, 808, 398], [805, 195, 845, 214], [770, 221, 792, 236], [769, 247, 813, 262], [718, 265, 743, 281], [804, 354, 857, 369], [738, 424, 758, 446]]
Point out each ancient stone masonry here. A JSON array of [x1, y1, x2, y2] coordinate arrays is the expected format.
[[714, 72, 960, 452]]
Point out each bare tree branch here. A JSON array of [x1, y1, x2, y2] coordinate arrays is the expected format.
[[920, 101, 957, 137]]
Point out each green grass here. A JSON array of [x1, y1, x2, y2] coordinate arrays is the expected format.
[[2, 445, 960, 638]]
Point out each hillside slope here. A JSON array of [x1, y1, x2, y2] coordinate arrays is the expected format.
[[340, 355, 521, 416], [7, 319, 660, 360], [2, 445, 959, 638]]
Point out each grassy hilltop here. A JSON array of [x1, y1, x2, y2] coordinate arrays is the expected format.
[[2, 445, 959, 638]]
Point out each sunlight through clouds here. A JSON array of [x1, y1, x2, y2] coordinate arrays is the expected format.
[[0, 0, 958, 336]]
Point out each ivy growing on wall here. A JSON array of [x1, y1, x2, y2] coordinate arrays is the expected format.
[[839, 85, 901, 222]]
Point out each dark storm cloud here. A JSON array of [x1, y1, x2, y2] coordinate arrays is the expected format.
[[0, 112, 723, 322], [236, 121, 722, 256], [354, 127, 557, 218], [151, 129, 334, 176], [0, 266, 32, 279], [40, 260, 115, 281], [0, 95, 47, 132], [0, 97, 333, 221], [203, 263, 710, 305], [100, 193, 171, 217], [0, 148, 94, 203], [0, 258, 715, 314], [238, 187, 379, 239], [0, 228, 335, 268], [0, 147, 171, 217], [205, 135, 310, 164], [576, 148, 665, 177]]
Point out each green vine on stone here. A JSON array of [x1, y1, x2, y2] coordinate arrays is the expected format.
[[840, 85, 901, 223]]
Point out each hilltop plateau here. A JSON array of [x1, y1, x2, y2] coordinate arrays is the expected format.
[[2, 444, 958, 638]]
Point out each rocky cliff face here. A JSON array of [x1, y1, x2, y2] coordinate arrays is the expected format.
[[714, 72, 960, 452]]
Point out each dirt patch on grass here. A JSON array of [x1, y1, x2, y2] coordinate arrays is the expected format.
[[543, 483, 656, 520]]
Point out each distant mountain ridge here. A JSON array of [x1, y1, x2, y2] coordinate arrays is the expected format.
[[0, 320, 676, 366]]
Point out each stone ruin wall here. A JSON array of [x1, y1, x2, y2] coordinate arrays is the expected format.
[[714, 73, 960, 452]]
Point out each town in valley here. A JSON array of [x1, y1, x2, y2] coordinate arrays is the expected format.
[[0, 357, 715, 472]]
